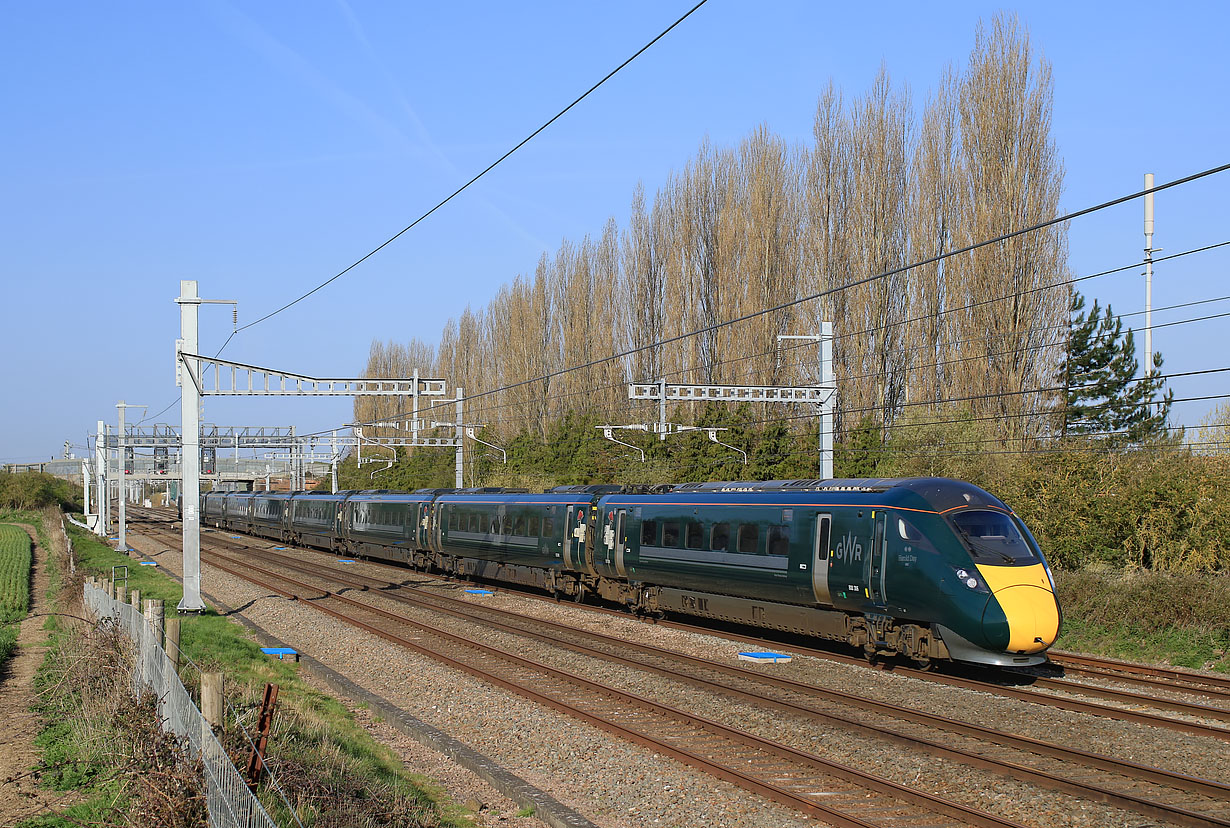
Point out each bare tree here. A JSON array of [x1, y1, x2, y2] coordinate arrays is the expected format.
[[947, 13, 1068, 440]]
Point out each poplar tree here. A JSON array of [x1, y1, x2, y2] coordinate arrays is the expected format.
[[1059, 290, 1172, 440]]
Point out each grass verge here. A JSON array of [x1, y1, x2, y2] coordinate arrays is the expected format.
[[36, 523, 464, 828], [1054, 568, 1230, 671]]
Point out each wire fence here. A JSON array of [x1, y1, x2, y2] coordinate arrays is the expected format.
[[83, 582, 278, 828]]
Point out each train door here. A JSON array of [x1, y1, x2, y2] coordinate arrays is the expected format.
[[613, 508, 628, 576], [867, 511, 888, 605], [811, 513, 832, 604], [565, 505, 586, 570]]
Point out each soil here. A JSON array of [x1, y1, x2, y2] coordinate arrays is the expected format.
[[0, 524, 66, 827]]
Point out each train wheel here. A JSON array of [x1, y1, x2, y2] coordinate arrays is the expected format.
[[911, 657, 935, 671], [573, 585, 586, 604]]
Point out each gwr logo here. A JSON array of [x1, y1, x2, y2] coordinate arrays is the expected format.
[[833, 532, 863, 563]]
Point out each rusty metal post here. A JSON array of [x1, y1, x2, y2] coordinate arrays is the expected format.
[[245, 683, 280, 789]]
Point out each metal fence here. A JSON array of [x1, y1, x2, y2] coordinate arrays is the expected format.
[[84, 583, 278, 828]]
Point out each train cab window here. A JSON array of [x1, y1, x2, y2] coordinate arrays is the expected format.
[[737, 524, 759, 555], [641, 520, 658, 546], [662, 521, 681, 547], [710, 522, 730, 552], [768, 525, 791, 556], [529, 516, 540, 536], [685, 522, 703, 550], [514, 517, 526, 536], [950, 510, 1037, 565], [544, 518, 555, 536]]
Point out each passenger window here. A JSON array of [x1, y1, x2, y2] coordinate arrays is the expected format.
[[769, 524, 791, 556], [662, 522, 681, 548], [737, 524, 759, 555], [898, 518, 924, 542], [529, 516, 540, 536], [641, 520, 658, 546], [514, 517, 526, 535], [449, 512, 459, 531], [711, 522, 730, 552], [816, 514, 831, 560], [544, 518, 555, 536], [502, 516, 513, 535], [490, 518, 500, 535], [685, 522, 703, 550]]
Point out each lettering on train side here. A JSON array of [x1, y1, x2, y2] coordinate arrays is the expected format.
[[833, 533, 863, 563]]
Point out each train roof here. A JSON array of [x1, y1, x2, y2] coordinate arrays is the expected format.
[[435, 491, 594, 504], [346, 490, 436, 502], [604, 477, 1010, 513]]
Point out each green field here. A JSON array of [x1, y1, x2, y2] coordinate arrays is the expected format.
[[0, 523, 33, 665]]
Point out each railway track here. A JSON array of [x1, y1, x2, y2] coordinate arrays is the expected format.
[[1046, 651, 1230, 703], [127, 506, 1230, 725], [127, 512, 1230, 828], [191, 536, 1035, 827]]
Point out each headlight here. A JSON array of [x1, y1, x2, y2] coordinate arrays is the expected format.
[[954, 567, 988, 592]]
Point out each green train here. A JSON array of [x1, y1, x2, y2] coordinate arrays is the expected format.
[[203, 476, 1061, 667]]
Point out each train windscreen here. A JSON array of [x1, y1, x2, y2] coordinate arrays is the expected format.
[[950, 510, 1038, 565]]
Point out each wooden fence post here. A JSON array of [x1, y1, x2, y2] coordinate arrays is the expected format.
[[165, 618, 181, 671], [144, 599, 164, 645], [201, 672, 224, 734]]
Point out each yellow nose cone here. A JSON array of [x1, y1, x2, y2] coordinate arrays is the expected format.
[[976, 563, 1061, 654], [995, 584, 1061, 653]]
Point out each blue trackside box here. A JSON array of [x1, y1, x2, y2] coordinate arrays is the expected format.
[[261, 647, 299, 661], [464, 588, 494, 596], [336, 559, 356, 563], [139, 561, 157, 566], [737, 651, 792, 664]]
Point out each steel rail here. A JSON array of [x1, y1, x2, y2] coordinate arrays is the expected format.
[[125, 508, 1230, 735], [195, 544, 1032, 828], [1049, 651, 1230, 697], [181, 533, 1230, 828]]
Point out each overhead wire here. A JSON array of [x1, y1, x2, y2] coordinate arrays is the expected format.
[[368, 303, 1230, 438], [218, 0, 711, 353], [451, 163, 1230, 406], [349, 238, 1230, 433]]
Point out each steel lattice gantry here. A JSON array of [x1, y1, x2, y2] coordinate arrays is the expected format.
[[625, 325, 837, 476], [628, 380, 836, 476], [174, 279, 458, 612], [106, 424, 300, 448]]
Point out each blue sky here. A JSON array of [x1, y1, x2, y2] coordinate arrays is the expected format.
[[2, 1, 1227, 462]]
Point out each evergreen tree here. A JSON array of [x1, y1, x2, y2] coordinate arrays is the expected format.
[[835, 416, 883, 478], [1058, 290, 1172, 441]]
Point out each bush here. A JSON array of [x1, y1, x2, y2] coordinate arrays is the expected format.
[[1055, 569, 1230, 670], [0, 472, 80, 512]]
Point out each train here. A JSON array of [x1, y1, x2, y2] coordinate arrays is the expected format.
[[199, 477, 1062, 667]]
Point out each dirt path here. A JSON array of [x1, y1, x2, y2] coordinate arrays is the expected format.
[[0, 524, 60, 826]]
